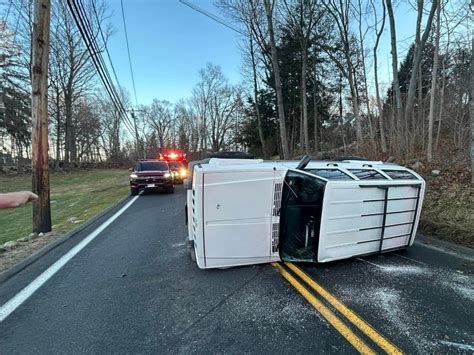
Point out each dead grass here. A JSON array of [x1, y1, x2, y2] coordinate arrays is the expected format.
[[0, 169, 129, 245], [418, 168, 474, 248]]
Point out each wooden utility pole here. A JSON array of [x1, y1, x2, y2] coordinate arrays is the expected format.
[[31, 0, 51, 233]]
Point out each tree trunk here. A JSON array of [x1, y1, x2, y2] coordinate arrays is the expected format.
[[31, 0, 52, 234], [373, 0, 387, 153], [250, 35, 268, 158], [264, 0, 290, 159], [418, 67, 424, 150], [386, 0, 403, 148], [313, 88, 318, 153], [427, 1, 441, 162], [348, 69, 362, 143], [404, 0, 438, 125], [436, 56, 446, 149], [55, 89, 61, 169], [358, 0, 375, 153], [64, 90, 73, 166], [470, 7, 474, 184], [301, 45, 309, 154]]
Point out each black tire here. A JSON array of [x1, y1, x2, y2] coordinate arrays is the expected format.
[[166, 186, 175, 194], [130, 187, 138, 196]]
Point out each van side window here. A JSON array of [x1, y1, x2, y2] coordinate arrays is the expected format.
[[305, 169, 353, 180], [383, 170, 418, 180], [348, 169, 387, 180]]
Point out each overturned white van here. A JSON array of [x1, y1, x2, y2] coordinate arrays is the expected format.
[[185, 156, 425, 269]]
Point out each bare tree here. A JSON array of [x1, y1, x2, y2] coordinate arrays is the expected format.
[[371, 0, 388, 153], [263, 0, 290, 158], [404, 0, 438, 125], [249, 33, 269, 158], [145, 99, 173, 149], [324, 0, 362, 144], [385, 0, 403, 150], [282, 0, 319, 154], [470, 0, 474, 184], [427, 0, 442, 161]]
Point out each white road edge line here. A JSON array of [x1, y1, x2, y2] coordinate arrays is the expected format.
[[0, 195, 139, 323]]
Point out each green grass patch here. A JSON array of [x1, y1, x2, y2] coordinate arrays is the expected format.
[[0, 169, 129, 245]]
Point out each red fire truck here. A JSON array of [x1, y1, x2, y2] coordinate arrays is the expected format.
[[158, 148, 188, 183]]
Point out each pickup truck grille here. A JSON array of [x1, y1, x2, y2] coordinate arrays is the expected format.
[[136, 177, 165, 183]]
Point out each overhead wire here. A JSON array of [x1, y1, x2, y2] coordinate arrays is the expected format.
[[66, 0, 135, 136], [73, 0, 135, 132], [91, 1, 121, 96], [120, 0, 138, 107], [178, 0, 246, 36]]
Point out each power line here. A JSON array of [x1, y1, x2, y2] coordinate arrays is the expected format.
[[92, 1, 121, 93], [72, 0, 131, 130], [72, 0, 136, 135], [178, 0, 246, 36], [120, 0, 138, 107], [67, 0, 135, 136]]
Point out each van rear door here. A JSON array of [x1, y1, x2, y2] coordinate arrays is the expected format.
[[317, 182, 424, 262]]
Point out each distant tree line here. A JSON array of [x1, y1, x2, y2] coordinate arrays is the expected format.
[[215, 0, 471, 166], [0, 0, 472, 181]]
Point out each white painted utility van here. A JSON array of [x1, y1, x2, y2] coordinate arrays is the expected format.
[[184, 156, 425, 269]]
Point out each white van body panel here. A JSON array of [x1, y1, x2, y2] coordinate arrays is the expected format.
[[318, 181, 424, 262], [186, 159, 425, 269]]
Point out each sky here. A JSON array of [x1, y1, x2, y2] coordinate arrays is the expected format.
[[105, 0, 420, 107], [106, 0, 243, 106]]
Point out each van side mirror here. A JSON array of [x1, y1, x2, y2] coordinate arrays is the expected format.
[[128, 167, 133, 172]]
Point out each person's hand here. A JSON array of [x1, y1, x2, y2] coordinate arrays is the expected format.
[[0, 191, 39, 209], [22, 191, 39, 204]]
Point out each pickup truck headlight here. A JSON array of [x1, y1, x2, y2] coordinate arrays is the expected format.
[[130, 173, 138, 179], [164, 172, 171, 178]]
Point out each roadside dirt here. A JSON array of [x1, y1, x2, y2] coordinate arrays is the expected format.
[[0, 232, 63, 274]]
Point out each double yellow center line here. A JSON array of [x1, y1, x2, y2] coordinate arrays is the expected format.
[[272, 262, 403, 355]]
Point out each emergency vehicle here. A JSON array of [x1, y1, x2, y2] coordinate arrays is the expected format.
[[185, 156, 425, 269], [158, 148, 188, 183]]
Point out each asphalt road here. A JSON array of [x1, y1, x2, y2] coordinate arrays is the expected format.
[[0, 186, 472, 354]]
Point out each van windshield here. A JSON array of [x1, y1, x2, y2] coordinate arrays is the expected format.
[[279, 170, 326, 262]]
